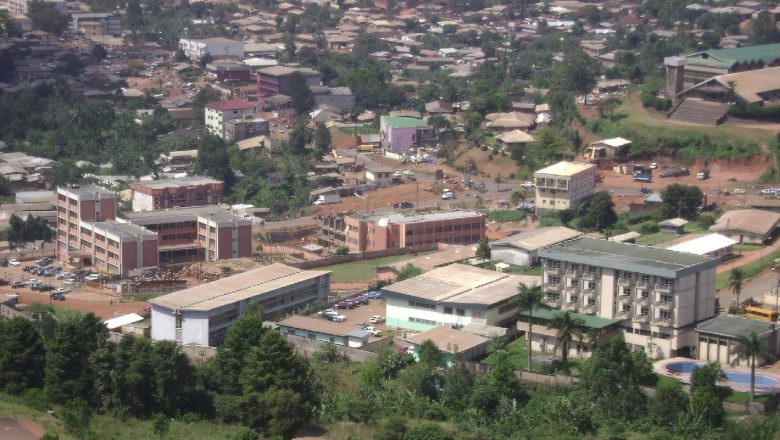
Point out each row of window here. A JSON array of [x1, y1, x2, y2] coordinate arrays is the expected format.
[[408, 300, 436, 310], [410, 317, 437, 325], [404, 223, 483, 235], [622, 326, 671, 340]]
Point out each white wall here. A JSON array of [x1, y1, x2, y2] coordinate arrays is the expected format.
[[181, 311, 210, 346], [131, 191, 153, 212], [491, 246, 531, 266], [151, 305, 176, 342]]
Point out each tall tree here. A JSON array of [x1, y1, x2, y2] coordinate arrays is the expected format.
[[731, 332, 773, 399], [475, 237, 491, 260], [548, 311, 585, 373], [515, 282, 543, 372], [729, 268, 744, 309], [125, 0, 144, 32], [289, 71, 315, 115], [90, 44, 108, 61], [0, 318, 45, 394], [195, 134, 235, 188], [287, 117, 312, 156], [660, 183, 703, 220], [581, 191, 617, 232], [313, 122, 331, 159], [750, 11, 780, 45], [27, 0, 68, 35], [689, 362, 725, 427]]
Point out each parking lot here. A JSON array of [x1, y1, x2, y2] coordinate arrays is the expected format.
[[309, 296, 389, 338], [2, 261, 148, 319]]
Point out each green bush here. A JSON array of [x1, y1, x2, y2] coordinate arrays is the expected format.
[[486, 210, 526, 222], [22, 388, 49, 411], [640, 84, 672, 111], [638, 221, 660, 234], [728, 104, 780, 121]]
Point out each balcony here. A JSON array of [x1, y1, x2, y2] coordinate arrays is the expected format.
[[636, 280, 650, 290], [617, 278, 634, 287], [652, 317, 672, 327], [619, 296, 633, 304], [544, 283, 562, 293], [655, 300, 672, 310], [632, 314, 651, 324], [655, 284, 673, 294], [582, 289, 595, 298], [562, 301, 579, 312], [565, 269, 579, 278], [565, 285, 580, 294], [542, 297, 561, 308], [637, 297, 651, 307], [581, 304, 595, 314], [616, 310, 632, 320], [545, 266, 561, 276], [583, 272, 596, 281]]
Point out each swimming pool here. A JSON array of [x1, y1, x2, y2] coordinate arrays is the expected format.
[[665, 361, 779, 388]]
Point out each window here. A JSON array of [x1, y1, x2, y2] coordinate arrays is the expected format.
[[641, 290, 650, 299], [659, 311, 672, 321], [622, 287, 631, 296], [472, 311, 485, 319], [409, 317, 436, 325], [569, 295, 577, 302], [444, 307, 453, 314], [408, 300, 436, 310], [570, 279, 580, 287], [660, 295, 672, 303], [456, 309, 465, 316], [587, 281, 596, 290], [640, 307, 649, 316], [548, 276, 561, 286], [498, 303, 515, 314], [622, 304, 631, 313]]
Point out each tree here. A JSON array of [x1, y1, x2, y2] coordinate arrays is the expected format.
[[373, 415, 407, 440], [403, 424, 453, 440], [0, 10, 11, 38], [515, 282, 543, 371], [548, 311, 584, 373], [60, 398, 93, 439], [0, 318, 45, 394], [475, 237, 491, 260], [195, 134, 235, 188], [396, 263, 423, 281], [660, 184, 703, 220], [750, 11, 780, 45], [151, 413, 171, 439], [689, 362, 725, 427], [732, 332, 774, 399], [440, 362, 473, 412], [90, 44, 107, 61], [28, 0, 68, 35], [581, 192, 617, 232], [287, 117, 312, 156], [649, 379, 689, 428], [416, 340, 442, 369], [313, 122, 331, 159], [198, 52, 213, 68], [289, 71, 315, 115], [173, 49, 189, 62], [729, 268, 744, 309], [125, 0, 144, 32]]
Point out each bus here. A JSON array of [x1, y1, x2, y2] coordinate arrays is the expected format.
[[744, 306, 779, 323]]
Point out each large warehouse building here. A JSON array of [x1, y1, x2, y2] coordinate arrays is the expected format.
[[150, 263, 330, 346]]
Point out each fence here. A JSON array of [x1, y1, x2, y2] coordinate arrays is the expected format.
[[283, 333, 379, 363]]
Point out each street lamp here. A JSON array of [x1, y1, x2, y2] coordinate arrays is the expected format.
[[772, 258, 780, 314]]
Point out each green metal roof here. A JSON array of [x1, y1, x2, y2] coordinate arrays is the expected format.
[[381, 116, 428, 128], [517, 306, 620, 330], [538, 238, 717, 278], [683, 43, 780, 69], [696, 316, 775, 339]]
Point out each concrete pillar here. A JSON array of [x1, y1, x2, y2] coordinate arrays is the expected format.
[[664, 57, 687, 101]]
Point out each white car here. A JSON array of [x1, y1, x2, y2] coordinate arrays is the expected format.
[[369, 315, 385, 324], [332, 314, 347, 322], [393, 171, 403, 178], [53, 287, 70, 295], [441, 192, 454, 200], [86, 274, 103, 281], [318, 308, 337, 317], [403, 170, 414, 177], [521, 181, 535, 188], [8, 259, 19, 266], [365, 326, 382, 336]]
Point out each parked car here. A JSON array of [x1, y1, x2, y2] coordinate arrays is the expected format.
[[0, 278, 7, 286], [365, 291, 382, 299], [639, 188, 652, 195], [50, 293, 65, 301], [365, 326, 382, 336], [394, 200, 414, 209], [403, 170, 414, 177], [353, 295, 369, 305], [86, 274, 104, 281], [336, 301, 356, 309], [369, 315, 385, 324], [11, 281, 25, 288], [318, 308, 338, 317], [521, 181, 535, 188], [9, 259, 20, 266], [36, 257, 52, 265], [332, 314, 347, 322], [441, 191, 455, 200], [393, 171, 403, 178], [355, 322, 368, 329], [52, 287, 70, 295], [38, 284, 54, 292], [57, 271, 71, 280], [517, 201, 536, 211]]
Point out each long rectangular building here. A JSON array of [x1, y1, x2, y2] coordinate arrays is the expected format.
[[151, 263, 331, 346], [536, 238, 718, 359]]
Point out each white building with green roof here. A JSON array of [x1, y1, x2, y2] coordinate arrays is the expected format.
[[537, 238, 719, 359], [696, 315, 779, 367], [379, 116, 433, 152]]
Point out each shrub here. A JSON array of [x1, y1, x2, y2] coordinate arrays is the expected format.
[[728, 104, 780, 121], [22, 388, 49, 411], [638, 221, 660, 235], [334, 246, 349, 255]]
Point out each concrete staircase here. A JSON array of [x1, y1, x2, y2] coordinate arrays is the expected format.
[[668, 98, 731, 126]]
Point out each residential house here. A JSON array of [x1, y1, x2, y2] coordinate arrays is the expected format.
[[489, 226, 582, 266], [709, 209, 780, 243], [379, 116, 433, 152], [534, 161, 597, 213], [278, 316, 370, 348]]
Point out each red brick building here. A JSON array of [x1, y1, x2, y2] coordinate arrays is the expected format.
[[57, 185, 117, 264], [344, 210, 486, 252], [129, 176, 224, 212]]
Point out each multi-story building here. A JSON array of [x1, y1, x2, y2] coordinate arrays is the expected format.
[[344, 210, 486, 252], [381, 263, 539, 331], [178, 37, 244, 60], [536, 238, 718, 359], [121, 205, 252, 265], [129, 176, 224, 212], [56, 185, 117, 264], [312, 86, 355, 113], [197, 211, 252, 261], [150, 263, 331, 346], [533, 161, 596, 213], [223, 117, 269, 142], [379, 116, 434, 152], [256, 65, 322, 97], [71, 12, 122, 36], [78, 221, 158, 275], [205, 100, 257, 138]]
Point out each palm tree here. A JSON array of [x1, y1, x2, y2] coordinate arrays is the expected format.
[[731, 332, 774, 399], [580, 327, 601, 359], [548, 311, 585, 374], [515, 282, 543, 372], [729, 268, 745, 309]]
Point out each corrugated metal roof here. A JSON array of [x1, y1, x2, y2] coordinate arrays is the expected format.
[[151, 263, 329, 311], [406, 326, 488, 353]]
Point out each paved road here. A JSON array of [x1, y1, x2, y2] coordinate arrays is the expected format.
[[720, 271, 780, 309]]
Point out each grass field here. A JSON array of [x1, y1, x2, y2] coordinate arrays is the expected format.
[[505, 265, 543, 276], [486, 210, 526, 223], [321, 252, 435, 282], [634, 232, 676, 246]]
